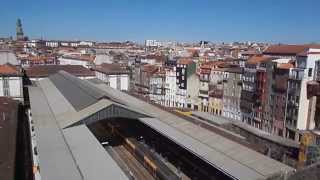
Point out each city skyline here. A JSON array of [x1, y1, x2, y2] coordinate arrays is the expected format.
[[1, 0, 320, 43]]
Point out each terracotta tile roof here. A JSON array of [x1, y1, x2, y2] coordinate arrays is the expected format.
[[224, 67, 243, 74], [62, 54, 95, 62], [177, 58, 194, 65], [0, 97, 19, 180], [264, 44, 320, 56], [0, 63, 21, 76], [93, 63, 129, 75], [240, 50, 259, 56], [142, 64, 158, 74], [247, 55, 273, 65], [144, 55, 166, 62], [263, 45, 307, 55], [277, 63, 294, 69], [153, 67, 166, 77], [26, 65, 94, 78], [200, 61, 229, 69], [25, 55, 55, 62], [297, 50, 308, 57], [298, 50, 320, 57]]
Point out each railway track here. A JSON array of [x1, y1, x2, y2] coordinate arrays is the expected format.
[[113, 145, 155, 180]]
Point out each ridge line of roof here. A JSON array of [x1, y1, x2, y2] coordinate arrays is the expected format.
[[36, 83, 85, 179]]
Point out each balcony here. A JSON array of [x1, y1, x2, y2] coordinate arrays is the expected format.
[[240, 90, 256, 102], [289, 69, 304, 80], [209, 90, 223, 99], [240, 100, 253, 112], [199, 77, 209, 82], [286, 119, 297, 129], [287, 100, 299, 108], [272, 84, 286, 93], [288, 87, 299, 95], [307, 81, 320, 98], [199, 90, 209, 98]]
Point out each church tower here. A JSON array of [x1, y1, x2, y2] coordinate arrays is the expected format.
[[16, 18, 24, 41]]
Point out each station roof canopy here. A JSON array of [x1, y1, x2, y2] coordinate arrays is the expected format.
[[28, 71, 295, 180]]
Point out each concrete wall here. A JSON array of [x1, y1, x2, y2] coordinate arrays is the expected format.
[[224, 123, 299, 168], [95, 71, 129, 91], [0, 76, 23, 101], [58, 57, 89, 68]]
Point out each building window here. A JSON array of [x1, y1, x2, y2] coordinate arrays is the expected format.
[[3, 78, 10, 96], [308, 68, 313, 77]]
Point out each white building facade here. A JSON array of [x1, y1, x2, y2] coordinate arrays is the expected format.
[[165, 67, 177, 107], [95, 71, 129, 91]]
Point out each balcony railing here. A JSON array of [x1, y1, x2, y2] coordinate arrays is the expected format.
[[289, 69, 304, 80]]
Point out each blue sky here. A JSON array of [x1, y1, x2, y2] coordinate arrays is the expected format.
[[0, 0, 319, 43]]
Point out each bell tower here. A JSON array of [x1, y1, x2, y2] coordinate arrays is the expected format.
[[16, 18, 24, 41]]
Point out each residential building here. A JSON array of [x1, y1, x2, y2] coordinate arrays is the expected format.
[[93, 63, 130, 91], [240, 55, 273, 128], [208, 68, 227, 115], [164, 67, 177, 107], [145, 40, 160, 47], [70, 41, 80, 47], [134, 64, 158, 95], [0, 64, 23, 101], [208, 84, 224, 116], [20, 55, 57, 67], [26, 39, 45, 48], [58, 54, 95, 68], [198, 63, 210, 112], [149, 68, 166, 105], [0, 50, 19, 65], [79, 41, 94, 47], [176, 58, 199, 108], [45, 40, 60, 48], [266, 60, 294, 136], [198, 61, 225, 112], [285, 48, 320, 141], [263, 44, 320, 60], [261, 45, 320, 141], [222, 67, 243, 121], [140, 54, 166, 67]]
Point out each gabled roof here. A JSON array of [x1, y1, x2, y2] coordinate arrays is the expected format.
[[277, 63, 294, 70], [247, 55, 273, 65], [28, 72, 295, 180], [263, 44, 320, 56], [0, 63, 21, 76], [48, 71, 107, 111], [177, 58, 194, 65], [26, 65, 94, 78], [141, 64, 158, 73], [61, 54, 95, 62], [93, 63, 129, 75]]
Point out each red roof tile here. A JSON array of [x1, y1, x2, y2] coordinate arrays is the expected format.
[[264, 44, 320, 56], [277, 63, 294, 69], [93, 63, 129, 75], [0, 64, 21, 76], [26, 65, 94, 78], [177, 58, 194, 65], [142, 64, 158, 74], [247, 55, 273, 65]]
